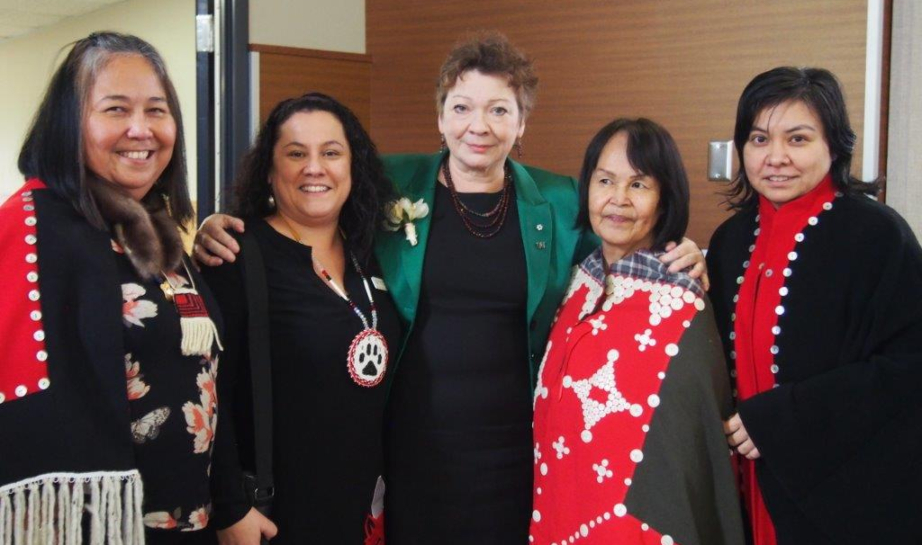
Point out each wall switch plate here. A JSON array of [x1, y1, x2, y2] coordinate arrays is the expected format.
[[708, 140, 734, 181]]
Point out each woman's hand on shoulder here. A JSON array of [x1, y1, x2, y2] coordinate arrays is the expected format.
[[659, 237, 710, 291], [216, 507, 278, 545], [724, 413, 761, 460], [193, 214, 246, 267]]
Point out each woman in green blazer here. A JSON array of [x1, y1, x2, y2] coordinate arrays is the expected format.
[[195, 32, 705, 545]]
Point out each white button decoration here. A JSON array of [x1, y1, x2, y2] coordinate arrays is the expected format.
[[15, 385, 27, 397], [630, 449, 644, 463], [771, 364, 779, 374], [28, 290, 40, 301], [25, 217, 37, 226], [772, 326, 781, 335], [38, 378, 50, 390], [788, 251, 798, 261], [532, 510, 541, 522], [770, 345, 779, 355], [783, 268, 792, 277], [26, 253, 37, 263], [648, 394, 660, 407], [823, 202, 833, 210], [665, 343, 679, 356], [808, 217, 818, 226], [27, 271, 38, 283], [795, 233, 805, 242], [25, 234, 37, 245], [36, 350, 48, 361], [614, 504, 627, 517], [33, 330, 45, 342], [775, 305, 785, 315], [779, 287, 789, 296], [30, 310, 42, 321]]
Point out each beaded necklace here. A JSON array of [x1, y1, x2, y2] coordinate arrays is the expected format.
[[277, 215, 388, 387], [441, 156, 513, 238]]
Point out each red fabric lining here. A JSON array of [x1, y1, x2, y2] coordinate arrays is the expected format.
[[0, 179, 50, 403], [732, 175, 836, 545]]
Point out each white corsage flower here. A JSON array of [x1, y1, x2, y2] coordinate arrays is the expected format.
[[384, 197, 430, 246]]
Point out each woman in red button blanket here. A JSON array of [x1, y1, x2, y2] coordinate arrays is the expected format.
[[530, 118, 745, 545], [708, 67, 922, 545], [0, 33, 224, 544]]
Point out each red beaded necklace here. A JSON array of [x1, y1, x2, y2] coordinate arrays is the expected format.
[[441, 157, 513, 239], [277, 215, 388, 387]]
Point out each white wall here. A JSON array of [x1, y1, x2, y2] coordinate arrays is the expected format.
[[0, 0, 195, 202], [887, 0, 922, 237], [249, 0, 365, 53]]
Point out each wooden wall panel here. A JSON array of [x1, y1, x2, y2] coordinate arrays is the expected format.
[[254, 45, 372, 129], [367, 0, 869, 245]]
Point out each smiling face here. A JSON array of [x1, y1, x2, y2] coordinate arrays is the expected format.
[[743, 99, 832, 207], [83, 54, 176, 201], [269, 110, 352, 229], [588, 132, 662, 265], [438, 70, 525, 177]]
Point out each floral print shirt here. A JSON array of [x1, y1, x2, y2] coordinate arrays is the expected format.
[[114, 242, 220, 533]]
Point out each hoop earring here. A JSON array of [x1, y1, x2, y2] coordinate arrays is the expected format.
[[514, 138, 524, 159]]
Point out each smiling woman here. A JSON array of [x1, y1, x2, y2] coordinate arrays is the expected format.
[[83, 54, 178, 201], [0, 32, 221, 545], [708, 67, 922, 545]]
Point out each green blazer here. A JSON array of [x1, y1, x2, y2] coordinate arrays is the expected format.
[[374, 151, 597, 385]]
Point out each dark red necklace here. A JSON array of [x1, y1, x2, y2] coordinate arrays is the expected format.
[[441, 157, 514, 239]]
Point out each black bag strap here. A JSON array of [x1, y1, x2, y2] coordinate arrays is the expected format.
[[239, 230, 274, 505]]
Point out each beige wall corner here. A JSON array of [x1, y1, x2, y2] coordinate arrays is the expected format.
[[249, 0, 365, 53], [0, 0, 196, 203], [888, 0, 922, 237]]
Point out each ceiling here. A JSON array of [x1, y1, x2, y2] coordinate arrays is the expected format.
[[0, 0, 127, 43]]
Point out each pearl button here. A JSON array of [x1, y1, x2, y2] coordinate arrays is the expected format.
[[33, 330, 45, 342], [770, 364, 779, 374], [779, 287, 789, 296], [23, 204, 34, 211], [38, 378, 50, 390], [772, 326, 781, 335], [26, 253, 37, 263], [788, 251, 798, 261], [36, 350, 48, 362], [749, 244, 756, 253], [783, 268, 792, 277], [30, 310, 41, 321], [25, 234, 37, 245], [28, 290, 40, 301], [808, 217, 818, 226], [823, 202, 833, 210], [754, 228, 761, 236], [15, 385, 27, 397], [736, 276, 744, 285], [775, 305, 785, 315], [770, 345, 779, 355], [0, 393, 5, 403], [27, 271, 38, 283], [25, 217, 36, 226], [795, 233, 805, 242], [743, 260, 750, 268]]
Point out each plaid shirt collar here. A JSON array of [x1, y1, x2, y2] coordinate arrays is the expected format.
[[580, 246, 705, 298]]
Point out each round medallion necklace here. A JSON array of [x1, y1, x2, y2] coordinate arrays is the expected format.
[[277, 215, 388, 387], [441, 157, 513, 238]]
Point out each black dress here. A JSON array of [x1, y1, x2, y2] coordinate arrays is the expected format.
[[205, 219, 401, 544], [385, 183, 533, 544]]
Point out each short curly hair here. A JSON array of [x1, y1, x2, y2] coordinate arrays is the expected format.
[[435, 31, 538, 120]]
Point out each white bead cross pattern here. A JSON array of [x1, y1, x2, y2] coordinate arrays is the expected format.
[[564, 349, 639, 443], [552, 436, 571, 459], [592, 459, 614, 483]]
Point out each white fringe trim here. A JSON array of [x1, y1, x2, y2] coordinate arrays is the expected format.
[[0, 471, 144, 545]]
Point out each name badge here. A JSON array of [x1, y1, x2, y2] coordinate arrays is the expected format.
[[372, 276, 387, 291]]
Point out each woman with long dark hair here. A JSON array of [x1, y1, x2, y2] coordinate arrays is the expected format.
[[204, 93, 400, 544], [708, 67, 922, 545], [0, 32, 222, 544]]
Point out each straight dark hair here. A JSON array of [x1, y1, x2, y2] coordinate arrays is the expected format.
[[232, 92, 395, 262], [18, 31, 193, 229], [577, 118, 690, 252], [725, 66, 879, 210]]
